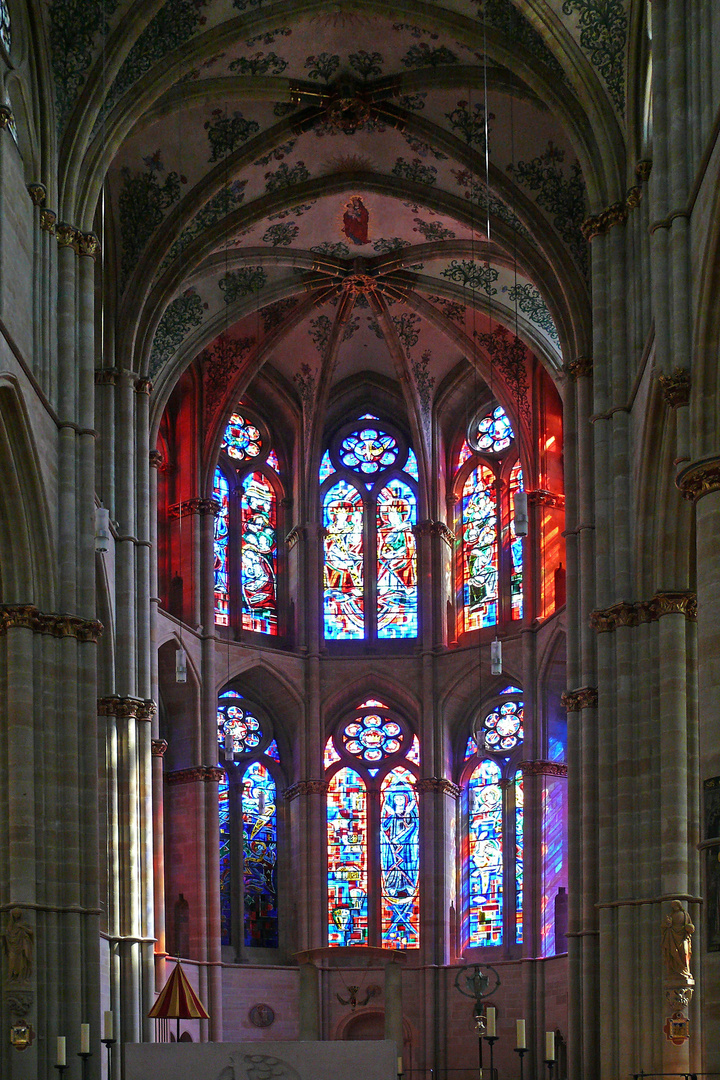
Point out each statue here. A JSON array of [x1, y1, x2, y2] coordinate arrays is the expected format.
[[2, 908, 34, 983], [661, 900, 694, 984]]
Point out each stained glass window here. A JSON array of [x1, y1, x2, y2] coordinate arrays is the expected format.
[[377, 479, 417, 638], [324, 736, 341, 768], [458, 440, 473, 469], [472, 406, 514, 454], [266, 738, 280, 762], [462, 464, 498, 630], [0, 2, 10, 55], [380, 768, 420, 948], [542, 777, 566, 955], [327, 768, 369, 946], [242, 761, 278, 947], [407, 734, 421, 765], [480, 701, 524, 752], [468, 759, 504, 946], [405, 448, 419, 481], [219, 772, 231, 944], [213, 468, 230, 625], [266, 448, 280, 471], [509, 463, 524, 620], [241, 472, 277, 635], [340, 426, 400, 474], [319, 450, 335, 482], [500, 685, 523, 695], [323, 480, 364, 639], [222, 413, 262, 461], [515, 769, 524, 944], [218, 695, 263, 756], [465, 734, 479, 759], [342, 713, 403, 762]]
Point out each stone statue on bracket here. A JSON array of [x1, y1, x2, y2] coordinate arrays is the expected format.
[[2, 908, 34, 983], [661, 900, 694, 985]]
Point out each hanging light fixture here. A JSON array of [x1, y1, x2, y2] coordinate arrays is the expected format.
[[490, 637, 502, 675], [175, 644, 187, 683], [513, 490, 528, 536]]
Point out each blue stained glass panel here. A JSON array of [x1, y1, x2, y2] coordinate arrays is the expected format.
[[468, 759, 503, 946], [340, 427, 399, 475], [222, 413, 262, 461], [242, 762, 278, 947], [217, 697, 263, 757], [376, 479, 418, 638], [380, 768, 420, 948], [241, 472, 277, 635], [464, 734, 478, 759], [515, 769, 524, 943], [509, 463, 524, 619], [213, 469, 230, 625], [266, 738, 280, 762], [474, 406, 514, 453], [319, 450, 335, 483], [500, 685, 523, 695], [462, 464, 498, 630], [327, 769, 368, 945], [405, 447, 419, 481], [323, 481, 365, 639], [219, 772, 231, 944]]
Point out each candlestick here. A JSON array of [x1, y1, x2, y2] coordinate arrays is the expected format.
[[516, 1018, 526, 1049], [102, 1037, 116, 1080], [78, 1050, 92, 1080], [485, 1006, 496, 1038], [545, 1031, 555, 1061], [56, 1036, 67, 1067], [54, 1067, 67, 1080], [545, 1060, 555, 1080], [514, 1046, 528, 1080], [483, 1034, 498, 1080]]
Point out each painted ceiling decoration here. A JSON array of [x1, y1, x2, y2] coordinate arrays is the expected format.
[[43, 0, 632, 455]]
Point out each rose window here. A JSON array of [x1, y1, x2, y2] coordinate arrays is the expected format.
[[482, 702, 524, 751], [341, 713, 403, 762], [472, 406, 514, 454], [221, 413, 262, 461], [218, 700, 263, 755], [339, 427, 400, 474]]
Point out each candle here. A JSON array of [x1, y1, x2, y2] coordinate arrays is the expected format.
[[397, 1055, 403, 1076], [103, 1011, 113, 1041], [80, 1023, 90, 1054], [56, 1037, 67, 1067], [485, 1006, 496, 1038], [546, 1031, 555, 1061], [516, 1019, 526, 1049]]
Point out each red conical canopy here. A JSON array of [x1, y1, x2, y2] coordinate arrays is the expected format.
[[148, 961, 210, 1020]]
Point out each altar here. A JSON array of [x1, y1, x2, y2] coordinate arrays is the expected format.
[[124, 1039, 398, 1080]]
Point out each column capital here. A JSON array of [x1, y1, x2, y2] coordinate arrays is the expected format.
[[55, 222, 81, 251], [97, 695, 157, 719], [677, 457, 720, 502], [0, 604, 103, 641], [635, 159, 652, 182], [659, 368, 690, 408], [416, 777, 460, 797], [284, 779, 328, 800], [285, 524, 305, 550], [561, 686, 598, 711], [135, 378, 153, 395], [581, 200, 628, 241], [563, 356, 593, 380], [519, 760, 568, 778], [590, 592, 696, 632], [0, 104, 13, 130], [77, 232, 101, 259], [166, 765, 225, 786], [527, 489, 565, 509], [27, 183, 46, 207], [151, 739, 168, 757], [168, 498, 221, 518], [39, 209, 56, 234]]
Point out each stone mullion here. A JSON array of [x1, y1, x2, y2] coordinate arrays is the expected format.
[[150, 740, 167, 1007], [614, 623, 636, 1077], [118, 707, 142, 1045], [635, 619, 658, 1070], [28, 185, 45, 393], [596, 624, 616, 1080], [563, 379, 579, 687], [199, 503, 222, 1041]]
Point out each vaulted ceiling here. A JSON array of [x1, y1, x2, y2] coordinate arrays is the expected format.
[[41, 0, 636, 447]]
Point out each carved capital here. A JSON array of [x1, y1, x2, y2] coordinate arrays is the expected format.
[[676, 457, 720, 502], [591, 593, 696, 632], [580, 213, 603, 242], [168, 498, 221, 519], [97, 695, 156, 719], [152, 739, 168, 757], [0, 605, 103, 641], [94, 367, 120, 386], [149, 449, 164, 470], [284, 780, 328, 800], [39, 209, 56, 234], [527, 489, 565, 509], [56, 222, 80, 251], [0, 104, 13, 130], [561, 686, 598, 711], [581, 202, 628, 241], [635, 159, 653, 182], [563, 356, 593, 380], [416, 777, 460, 798], [135, 378, 153, 395], [519, 759, 568, 777], [286, 524, 305, 550], [77, 232, 101, 259], [625, 185, 643, 211], [27, 183, 46, 207], [659, 368, 690, 408], [166, 765, 225, 786]]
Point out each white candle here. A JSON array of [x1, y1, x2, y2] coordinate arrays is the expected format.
[[103, 1011, 113, 1041], [56, 1036, 66, 1067], [486, 1006, 496, 1037], [80, 1023, 90, 1054], [397, 1055, 403, 1076], [546, 1031, 555, 1061], [516, 1019, 526, 1049]]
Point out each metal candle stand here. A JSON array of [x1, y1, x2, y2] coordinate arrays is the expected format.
[[483, 1034, 498, 1079], [514, 1046, 528, 1080], [102, 1037, 116, 1078], [54, 1067, 67, 1080], [545, 1059, 555, 1080], [78, 1050, 92, 1080]]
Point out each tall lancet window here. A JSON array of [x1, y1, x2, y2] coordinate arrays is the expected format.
[[321, 417, 419, 641], [217, 690, 282, 950], [462, 686, 524, 949], [213, 410, 282, 635], [326, 699, 421, 948], [454, 405, 524, 636]]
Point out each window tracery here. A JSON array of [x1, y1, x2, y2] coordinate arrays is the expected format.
[[322, 419, 418, 641], [326, 699, 420, 949]]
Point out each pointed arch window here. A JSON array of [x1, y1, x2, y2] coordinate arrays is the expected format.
[[217, 690, 282, 950], [462, 687, 524, 950], [454, 405, 523, 634], [213, 410, 283, 636], [321, 418, 418, 641], [326, 699, 420, 948]]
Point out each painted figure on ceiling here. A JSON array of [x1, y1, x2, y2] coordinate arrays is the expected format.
[[342, 196, 370, 245]]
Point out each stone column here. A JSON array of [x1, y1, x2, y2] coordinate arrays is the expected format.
[[384, 956, 403, 1058], [298, 960, 320, 1039]]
